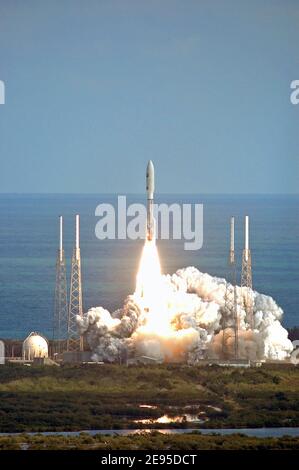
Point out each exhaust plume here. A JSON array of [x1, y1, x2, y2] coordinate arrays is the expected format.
[[77, 264, 293, 363]]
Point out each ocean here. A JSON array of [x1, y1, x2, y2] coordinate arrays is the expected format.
[[0, 194, 298, 339]]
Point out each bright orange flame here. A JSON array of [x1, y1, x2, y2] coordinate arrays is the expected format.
[[136, 240, 161, 299], [135, 240, 172, 334]]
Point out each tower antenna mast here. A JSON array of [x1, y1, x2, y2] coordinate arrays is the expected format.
[[67, 214, 83, 351], [241, 215, 254, 330], [222, 216, 239, 359], [53, 216, 68, 356]]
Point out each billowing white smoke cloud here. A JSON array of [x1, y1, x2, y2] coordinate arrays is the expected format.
[[77, 267, 293, 363]]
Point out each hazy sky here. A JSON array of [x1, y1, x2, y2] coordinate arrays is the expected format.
[[0, 0, 298, 193]]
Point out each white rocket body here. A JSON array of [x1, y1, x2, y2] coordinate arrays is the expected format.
[[146, 160, 155, 241]]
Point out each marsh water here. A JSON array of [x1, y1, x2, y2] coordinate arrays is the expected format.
[[1, 428, 299, 437]]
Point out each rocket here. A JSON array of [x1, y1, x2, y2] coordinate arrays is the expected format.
[[146, 160, 155, 241]]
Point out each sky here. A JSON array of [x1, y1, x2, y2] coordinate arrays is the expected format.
[[0, 0, 298, 194]]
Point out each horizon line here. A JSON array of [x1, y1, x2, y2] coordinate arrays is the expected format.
[[0, 192, 298, 196]]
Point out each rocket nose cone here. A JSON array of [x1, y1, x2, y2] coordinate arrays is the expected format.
[[146, 160, 154, 178], [147, 160, 154, 172], [146, 160, 155, 195]]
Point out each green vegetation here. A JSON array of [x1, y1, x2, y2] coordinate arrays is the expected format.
[[0, 363, 298, 432], [0, 432, 299, 450]]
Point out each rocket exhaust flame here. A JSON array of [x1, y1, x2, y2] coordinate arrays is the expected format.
[[135, 239, 173, 336], [136, 240, 161, 301]]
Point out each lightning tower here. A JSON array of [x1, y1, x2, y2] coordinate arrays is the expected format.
[[241, 215, 254, 330], [53, 216, 68, 355], [67, 215, 83, 351], [222, 216, 239, 359]]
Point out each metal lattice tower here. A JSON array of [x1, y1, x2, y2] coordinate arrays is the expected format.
[[222, 216, 239, 359], [67, 215, 83, 352], [53, 216, 68, 356], [241, 215, 254, 330]]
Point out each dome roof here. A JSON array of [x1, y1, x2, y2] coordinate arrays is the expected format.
[[22, 332, 48, 359]]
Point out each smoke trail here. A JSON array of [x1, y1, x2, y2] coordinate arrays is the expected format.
[[77, 267, 293, 363]]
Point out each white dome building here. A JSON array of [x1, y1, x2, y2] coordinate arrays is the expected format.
[[22, 332, 48, 360]]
